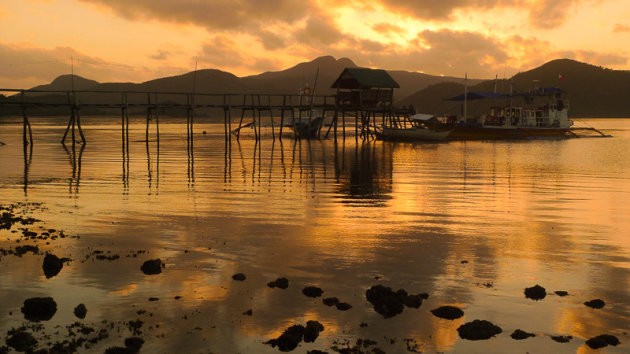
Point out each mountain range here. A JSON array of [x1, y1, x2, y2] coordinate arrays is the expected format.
[[3, 56, 630, 118]]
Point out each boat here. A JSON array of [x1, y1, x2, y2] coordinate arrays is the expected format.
[[442, 86, 611, 139], [379, 114, 452, 141], [292, 116, 324, 139], [445, 87, 579, 139]]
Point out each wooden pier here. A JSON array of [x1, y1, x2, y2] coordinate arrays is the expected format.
[[0, 88, 412, 146]]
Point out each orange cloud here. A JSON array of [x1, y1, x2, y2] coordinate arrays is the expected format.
[[79, 0, 313, 30], [372, 23, 406, 35], [613, 23, 630, 33]]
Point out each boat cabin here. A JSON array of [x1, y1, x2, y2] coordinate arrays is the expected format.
[[331, 68, 399, 108]]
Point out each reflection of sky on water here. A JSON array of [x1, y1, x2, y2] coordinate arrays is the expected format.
[[0, 118, 629, 352]]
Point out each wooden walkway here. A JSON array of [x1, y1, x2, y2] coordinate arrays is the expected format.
[[0, 88, 410, 146]]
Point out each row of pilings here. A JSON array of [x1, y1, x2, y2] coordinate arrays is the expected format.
[[1, 89, 412, 147]]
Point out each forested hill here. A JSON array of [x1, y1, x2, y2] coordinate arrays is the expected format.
[[400, 59, 630, 118]]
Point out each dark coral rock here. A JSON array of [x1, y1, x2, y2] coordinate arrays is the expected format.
[[5, 328, 38, 352], [365, 285, 425, 318], [336, 302, 352, 311], [431, 306, 464, 320], [140, 259, 163, 275], [322, 297, 340, 306], [264, 324, 305, 352], [267, 277, 289, 289], [73, 303, 87, 319], [21, 297, 57, 322], [243, 309, 253, 316], [232, 273, 246, 281], [124, 337, 144, 354], [366, 285, 404, 318], [303, 321, 324, 343], [554, 291, 569, 297], [585, 334, 620, 349], [524, 285, 546, 300], [457, 320, 503, 340], [42, 253, 64, 279], [403, 294, 426, 308], [584, 299, 605, 309], [511, 329, 535, 340], [302, 286, 323, 298], [550, 335, 572, 343]]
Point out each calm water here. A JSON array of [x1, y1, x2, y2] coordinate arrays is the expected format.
[[1, 117, 629, 353]]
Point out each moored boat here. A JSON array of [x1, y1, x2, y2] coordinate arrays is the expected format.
[[447, 87, 576, 140], [380, 114, 452, 141]]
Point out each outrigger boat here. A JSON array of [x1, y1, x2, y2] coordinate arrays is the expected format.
[[380, 113, 452, 141], [446, 86, 610, 139]]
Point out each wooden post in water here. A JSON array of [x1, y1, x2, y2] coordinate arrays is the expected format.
[[146, 93, 151, 143], [235, 94, 247, 140], [279, 95, 286, 140], [268, 95, 275, 140], [61, 91, 74, 144], [20, 90, 33, 146]]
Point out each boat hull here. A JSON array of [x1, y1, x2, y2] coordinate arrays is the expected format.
[[292, 117, 324, 139], [448, 126, 569, 140], [380, 127, 451, 141]]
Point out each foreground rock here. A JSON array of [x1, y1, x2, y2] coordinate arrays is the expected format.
[[264, 325, 305, 352], [232, 273, 246, 281], [322, 297, 339, 306], [511, 329, 535, 340], [431, 306, 464, 320], [124, 337, 145, 353], [457, 320, 503, 340], [21, 297, 57, 322], [267, 277, 289, 289], [335, 302, 352, 311], [524, 285, 546, 300], [42, 253, 67, 279], [74, 303, 87, 319], [365, 285, 428, 318], [302, 286, 323, 298], [303, 321, 324, 343], [140, 259, 164, 275], [264, 321, 325, 351], [5, 327, 38, 352], [585, 334, 620, 349], [550, 335, 572, 343], [584, 299, 605, 309]]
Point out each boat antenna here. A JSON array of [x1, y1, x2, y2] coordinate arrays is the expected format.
[[71, 56, 75, 93], [311, 67, 320, 97], [463, 72, 467, 123], [192, 61, 198, 100]]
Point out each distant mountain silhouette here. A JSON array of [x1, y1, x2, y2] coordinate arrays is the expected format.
[[400, 59, 630, 118], [30, 74, 100, 92], [4, 57, 628, 118], [13, 56, 472, 103]]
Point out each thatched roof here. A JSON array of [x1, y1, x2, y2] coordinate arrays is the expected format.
[[331, 68, 400, 89]]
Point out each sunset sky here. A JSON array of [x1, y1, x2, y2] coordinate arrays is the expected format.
[[1, 0, 630, 88]]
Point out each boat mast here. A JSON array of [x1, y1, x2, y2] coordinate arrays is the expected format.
[[463, 73, 467, 123]]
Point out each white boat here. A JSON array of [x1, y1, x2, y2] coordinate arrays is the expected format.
[[380, 114, 452, 141]]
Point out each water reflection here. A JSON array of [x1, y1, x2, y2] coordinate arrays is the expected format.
[[22, 139, 32, 195], [61, 141, 85, 196], [1, 120, 629, 353], [335, 142, 393, 206]]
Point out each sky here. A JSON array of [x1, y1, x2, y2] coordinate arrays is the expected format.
[[1, 0, 630, 88]]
